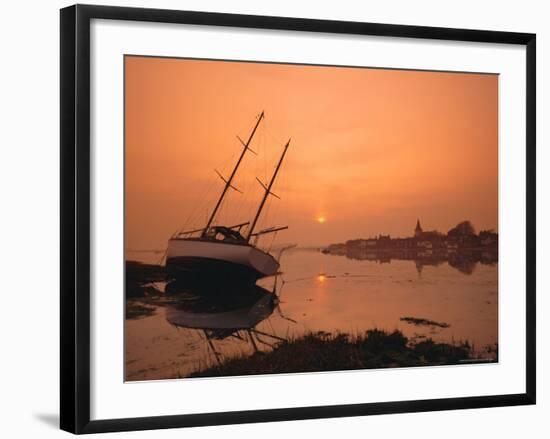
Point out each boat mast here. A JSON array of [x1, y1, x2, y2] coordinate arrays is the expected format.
[[202, 111, 264, 237], [247, 138, 291, 241]]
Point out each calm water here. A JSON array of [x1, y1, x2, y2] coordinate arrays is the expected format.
[[125, 248, 498, 381]]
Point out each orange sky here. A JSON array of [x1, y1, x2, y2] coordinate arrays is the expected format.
[[125, 56, 498, 250]]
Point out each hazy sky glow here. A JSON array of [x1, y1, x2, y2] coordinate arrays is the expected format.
[[125, 56, 498, 250]]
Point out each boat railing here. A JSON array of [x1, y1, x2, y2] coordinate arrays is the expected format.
[[173, 221, 251, 239]]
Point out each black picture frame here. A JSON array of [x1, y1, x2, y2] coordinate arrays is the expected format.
[[60, 4, 536, 434]]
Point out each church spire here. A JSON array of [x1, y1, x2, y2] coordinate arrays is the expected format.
[[415, 219, 423, 237]]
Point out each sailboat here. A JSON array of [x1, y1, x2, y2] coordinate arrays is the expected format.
[[166, 112, 290, 284]]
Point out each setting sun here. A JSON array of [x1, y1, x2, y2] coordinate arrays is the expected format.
[[317, 216, 326, 224]]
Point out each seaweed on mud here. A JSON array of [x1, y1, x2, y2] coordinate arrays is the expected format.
[[400, 316, 450, 329]]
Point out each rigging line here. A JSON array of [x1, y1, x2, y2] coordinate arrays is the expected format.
[[250, 138, 265, 219], [268, 160, 288, 233], [184, 148, 238, 231], [234, 138, 256, 224], [219, 185, 239, 227], [251, 120, 269, 223], [228, 117, 264, 226], [261, 200, 274, 241], [261, 162, 284, 233], [263, 119, 270, 185], [252, 328, 286, 342], [277, 167, 288, 227], [156, 247, 168, 266], [208, 148, 241, 226], [216, 166, 241, 225], [203, 112, 264, 235], [262, 118, 269, 184], [267, 317, 276, 336], [178, 174, 219, 235], [255, 175, 285, 248], [256, 171, 277, 237], [267, 231, 277, 253], [178, 146, 241, 234], [181, 182, 212, 232], [239, 142, 260, 232], [233, 125, 256, 222], [234, 168, 248, 225]]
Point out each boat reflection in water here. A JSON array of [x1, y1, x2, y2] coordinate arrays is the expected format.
[[164, 278, 287, 365]]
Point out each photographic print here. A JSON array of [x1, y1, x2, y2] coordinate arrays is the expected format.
[[124, 55, 498, 382]]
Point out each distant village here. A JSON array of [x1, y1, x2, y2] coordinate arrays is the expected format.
[[324, 219, 498, 255]]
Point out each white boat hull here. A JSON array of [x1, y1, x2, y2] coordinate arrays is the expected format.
[[166, 238, 279, 282]]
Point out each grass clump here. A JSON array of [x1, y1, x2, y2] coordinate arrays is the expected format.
[[189, 329, 485, 378]]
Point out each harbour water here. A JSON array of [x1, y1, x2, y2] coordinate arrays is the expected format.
[[125, 248, 498, 381]]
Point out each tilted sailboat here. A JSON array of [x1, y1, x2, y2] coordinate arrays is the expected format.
[[166, 112, 290, 284]]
